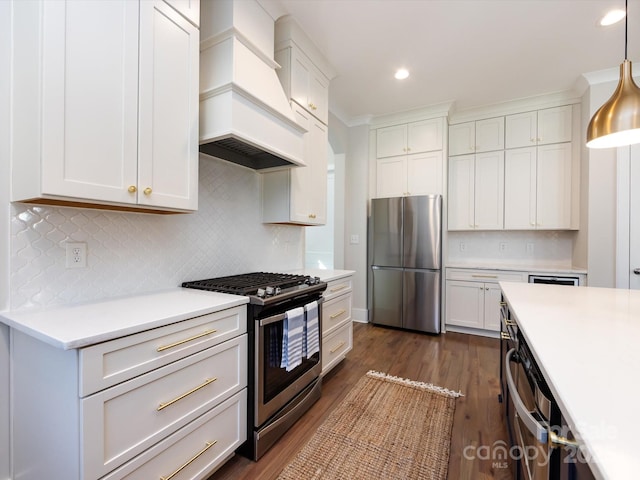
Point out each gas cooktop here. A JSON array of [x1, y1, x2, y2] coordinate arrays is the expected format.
[[181, 272, 325, 304]]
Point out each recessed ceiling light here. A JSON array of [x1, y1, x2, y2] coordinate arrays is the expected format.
[[600, 9, 625, 26], [394, 69, 409, 80]]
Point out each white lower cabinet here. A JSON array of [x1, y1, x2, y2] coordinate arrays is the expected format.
[[321, 274, 353, 375], [445, 269, 526, 333], [11, 306, 247, 480]]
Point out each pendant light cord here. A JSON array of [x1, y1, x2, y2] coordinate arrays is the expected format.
[[625, 0, 628, 60]]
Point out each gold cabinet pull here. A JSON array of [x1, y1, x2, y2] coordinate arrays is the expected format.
[[143, 187, 153, 196], [505, 319, 517, 327], [308, 213, 317, 219], [330, 285, 347, 293], [330, 341, 346, 354], [160, 440, 217, 480], [128, 185, 137, 193], [500, 332, 512, 340], [157, 329, 217, 352], [308, 102, 317, 110], [499, 301, 507, 306], [471, 274, 498, 279], [548, 431, 579, 449], [157, 378, 217, 411], [330, 309, 347, 320]]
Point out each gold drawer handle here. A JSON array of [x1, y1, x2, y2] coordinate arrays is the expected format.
[[160, 440, 217, 480], [471, 274, 498, 279], [157, 377, 217, 411], [499, 301, 507, 306], [505, 319, 517, 327], [308, 213, 317, 219], [500, 332, 512, 340], [330, 341, 346, 354], [330, 309, 347, 320], [157, 329, 217, 352], [143, 187, 153, 196], [330, 285, 347, 292]]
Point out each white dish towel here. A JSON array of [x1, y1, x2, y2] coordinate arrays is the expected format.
[[280, 306, 304, 372], [304, 301, 320, 357]]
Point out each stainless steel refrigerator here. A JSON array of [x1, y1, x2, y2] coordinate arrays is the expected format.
[[368, 195, 442, 334]]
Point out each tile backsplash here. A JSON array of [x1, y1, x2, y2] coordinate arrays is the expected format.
[[447, 230, 576, 266], [9, 156, 304, 310]]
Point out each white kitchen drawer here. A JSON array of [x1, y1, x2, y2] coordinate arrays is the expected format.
[[446, 268, 527, 283], [323, 276, 353, 302], [322, 293, 352, 337], [102, 389, 246, 480], [80, 306, 246, 396], [81, 334, 247, 479], [321, 321, 352, 375]]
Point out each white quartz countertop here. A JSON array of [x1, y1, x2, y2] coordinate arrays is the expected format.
[[289, 268, 355, 282], [499, 282, 640, 480], [0, 288, 248, 350], [447, 262, 587, 274]]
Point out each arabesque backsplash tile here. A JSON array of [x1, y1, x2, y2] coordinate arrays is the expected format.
[[9, 156, 304, 310]]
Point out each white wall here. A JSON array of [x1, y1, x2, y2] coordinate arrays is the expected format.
[[1, 1, 12, 476], [344, 125, 370, 321]]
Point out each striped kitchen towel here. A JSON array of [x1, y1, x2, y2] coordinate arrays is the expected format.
[[281, 306, 304, 372], [304, 301, 320, 357]]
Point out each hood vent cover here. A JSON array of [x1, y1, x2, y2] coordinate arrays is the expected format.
[[199, 0, 306, 171]]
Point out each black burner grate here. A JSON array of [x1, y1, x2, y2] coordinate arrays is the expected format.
[[182, 272, 310, 295]]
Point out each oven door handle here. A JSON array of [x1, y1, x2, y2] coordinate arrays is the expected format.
[[259, 313, 286, 327], [505, 348, 548, 444]]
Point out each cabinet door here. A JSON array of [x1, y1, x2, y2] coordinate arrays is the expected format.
[[308, 67, 329, 124], [308, 119, 328, 224], [483, 284, 503, 331], [474, 151, 504, 230], [447, 155, 475, 230], [449, 122, 475, 156], [40, 0, 139, 204], [445, 280, 484, 328], [376, 157, 407, 198], [289, 105, 314, 223], [376, 125, 407, 158], [475, 117, 505, 152], [537, 105, 572, 145], [504, 147, 537, 229], [138, 0, 199, 211], [290, 49, 310, 116], [408, 118, 443, 153], [407, 151, 443, 196], [505, 111, 537, 149], [536, 143, 572, 229]]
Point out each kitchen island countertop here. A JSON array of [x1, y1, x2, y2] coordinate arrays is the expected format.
[[0, 288, 248, 350], [500, 282, 640, 480]]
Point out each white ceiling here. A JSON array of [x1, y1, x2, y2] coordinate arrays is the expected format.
[[269, 0, 638, 125]]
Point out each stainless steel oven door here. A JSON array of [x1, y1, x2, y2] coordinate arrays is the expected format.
[[505, 348, 552, 480], [255, 306, 322, 427]]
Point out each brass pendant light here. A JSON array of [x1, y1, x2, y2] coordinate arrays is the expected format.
[[586, 0, 640, 148]]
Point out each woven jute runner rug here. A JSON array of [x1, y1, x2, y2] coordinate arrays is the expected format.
[[277, 370, 463, 480]]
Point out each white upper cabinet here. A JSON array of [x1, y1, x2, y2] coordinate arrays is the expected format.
[[449, 117, 505, 156], [448, 151, 504, 230], [11, 0, 199, 213], [376, 118, 443, 158], [376, 151, 443, 198], [374, 117, 445, 198], [505, 105, 572, 149]]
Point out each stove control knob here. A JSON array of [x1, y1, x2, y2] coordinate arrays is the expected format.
[[274, 287, 282, 295], [265, 286, 275, 296], [257, 288, 266, 298]]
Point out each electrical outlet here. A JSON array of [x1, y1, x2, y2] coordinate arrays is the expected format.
[[350, 234, 360, 245], [459, 242, 466, 252], [499, 242, 508, 253], [65, 242, 87, 268]]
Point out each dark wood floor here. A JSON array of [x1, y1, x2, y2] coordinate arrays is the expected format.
[[209, 322, 512, 480]]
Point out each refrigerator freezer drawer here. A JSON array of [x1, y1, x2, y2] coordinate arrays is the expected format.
[[370, 267, 441, 334]]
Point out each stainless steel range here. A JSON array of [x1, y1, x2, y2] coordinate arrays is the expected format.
[[182, 272, 326, 460]]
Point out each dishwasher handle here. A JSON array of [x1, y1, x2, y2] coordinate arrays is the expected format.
[[505, 348, 548, 444]]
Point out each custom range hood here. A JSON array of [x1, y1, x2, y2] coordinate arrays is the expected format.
[[199, 0, 306, 170]]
